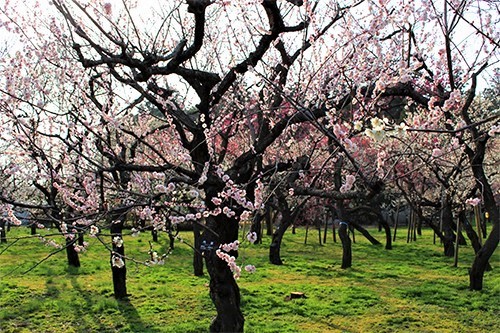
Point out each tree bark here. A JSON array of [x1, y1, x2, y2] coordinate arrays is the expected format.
[[151, 228, 158, 242], [460, 211, 492, 271], [441, 196, 456, 257], [269, 223, 289, 265], [201, 213, 244, 332], [469, 172, 499, 290], [265, 205, 274, 236], [349, 220, 381, 246], [0, 219, 7, 243], [110, 221, 127, 299], [193, 221, 204, 276], [250, 210, 264, 244], [338, 221, 352, 269], [66, 237, 80, 267]]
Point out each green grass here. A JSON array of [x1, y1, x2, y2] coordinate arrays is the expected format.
[[0, 227, 498, 332]]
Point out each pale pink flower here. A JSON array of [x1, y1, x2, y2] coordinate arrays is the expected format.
[[244, 265, 256, 273], [246, 232, 257, 244], [465, 198, 481, 206], [90, 225, 99, 236], [240, 211, 251, 221], [432, 148, 443, 158], [103, 3, 112, 16]]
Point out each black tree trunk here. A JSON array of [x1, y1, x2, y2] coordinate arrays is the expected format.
[[338, 222, 352, 269], [269, 223, 290, 265], [110, 222, 127, 299], [193, 221, 204, 276], [201, 213, 244, 332], [460, 210, 492, 271], [441, 196, 456, 257], [0, 219, 7, 243], [151, 228, 158, 242], [250, 210, 264, 244], [65, 237, 81, 267], [350, 220, 381, 246]]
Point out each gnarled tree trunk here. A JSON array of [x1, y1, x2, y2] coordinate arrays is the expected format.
[[201, 213, 244, 332]]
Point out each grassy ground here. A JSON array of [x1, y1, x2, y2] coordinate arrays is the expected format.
[[0, 226, 498, 333]]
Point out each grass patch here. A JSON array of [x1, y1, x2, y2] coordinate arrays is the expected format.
[[0, 226, 498, 332]]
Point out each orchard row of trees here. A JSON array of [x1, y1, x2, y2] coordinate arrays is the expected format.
[[0, 1, 498, 332]]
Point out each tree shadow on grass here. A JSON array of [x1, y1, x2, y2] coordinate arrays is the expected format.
[[68, 275, 162, 333]]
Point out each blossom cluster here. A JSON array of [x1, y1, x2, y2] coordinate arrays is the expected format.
[[112, 255, 125, 268], [74, 242, 89, 253], [465, 197, 481, 207], [38, 236, 62, 249], [340, 174, 356, 193], [215, 249, 241, 278]]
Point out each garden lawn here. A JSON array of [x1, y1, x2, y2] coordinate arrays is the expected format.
[[0, 226, 498, 332]]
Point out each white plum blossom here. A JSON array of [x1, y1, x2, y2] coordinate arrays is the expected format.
[[353, 120, 363, 131], [89, 225, 99, 236], [488, 124, 499, 137], [113, 236, 123, 248], [244, 265, 256, 273], [112, 255, 125, 268], [340, 174, 356, 193], [246, 232, 257, 244]]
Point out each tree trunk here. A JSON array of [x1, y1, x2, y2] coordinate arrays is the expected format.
[[265, 205, 273, 236], [441, 197, 456, 257], [338, 222, 352, 269], [460, 211, 492, 271], [376, 213, 392, 250], [193, 221, 204, 276], [350, 220, 381, 246], [470, 217, 498, 290], [469, 182, 499, 290], [393, 204, 400, 242], [250, 210, 264, 244], [201, 213, 244, 332], [0, 219, 7, 243], [323, 214, 328, 244], [270, 224, 289, 265], [110, 222, 127, 299], [151, 228, 158, 242], [465, 135, 499, 290], [332, 222, 337, 243], [317, 220, 322, 245], [65, 237, 80, 267]]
